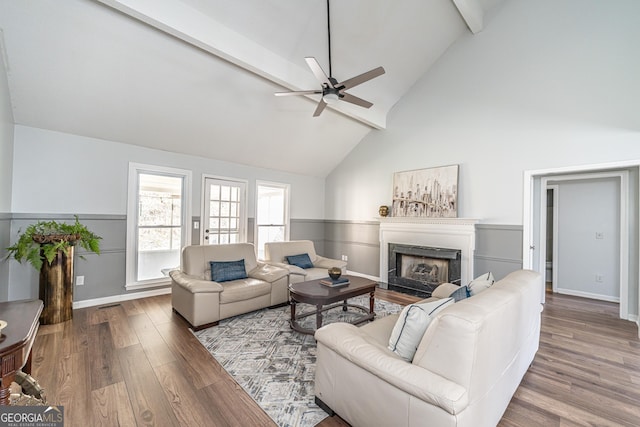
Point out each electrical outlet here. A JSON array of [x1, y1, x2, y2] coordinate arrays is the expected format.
[[595, 274, 603, 283], [341, 255, 348, 261], [76, 275, 85, 286]]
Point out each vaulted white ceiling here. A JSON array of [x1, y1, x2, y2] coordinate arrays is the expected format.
[[0, 0, 504, 177]]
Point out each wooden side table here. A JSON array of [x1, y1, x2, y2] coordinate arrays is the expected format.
[[0, 299, 43, 405]]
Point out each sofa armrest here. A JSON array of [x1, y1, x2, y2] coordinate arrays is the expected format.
[[249, 263, 289, 283], [315, 322, 468, 414], [313, 256, 347, 270], [169, 270, 224, 293], [264, 261, 307, 277]]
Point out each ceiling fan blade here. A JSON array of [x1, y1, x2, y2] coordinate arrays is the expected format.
[[313, 99, 328, 117], [338, 66, 385, 90], [340, 93, 373, 109], [275, 90, 322, 96], [305, 57, 333, 88]]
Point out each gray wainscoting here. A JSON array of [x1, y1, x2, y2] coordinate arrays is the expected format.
[[6, 214, 153, 303], [291, 219, 326, 255], [324, 220, 381, 277], [474, 224, 523, 280], [319, 221, 524, 282], [2, 214, 525, 304]]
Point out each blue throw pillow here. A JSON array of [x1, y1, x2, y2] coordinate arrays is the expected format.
[[210, 259, 247, 282], [449, 285, 469, 302], [286, 253, 314, 269]]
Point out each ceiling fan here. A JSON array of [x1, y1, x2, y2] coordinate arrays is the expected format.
[[275, 0, 385, 117]]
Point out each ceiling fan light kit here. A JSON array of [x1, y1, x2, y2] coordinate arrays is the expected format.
[[275, 0, 385, 117]]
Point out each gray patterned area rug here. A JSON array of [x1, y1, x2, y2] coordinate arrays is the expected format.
[[193, 296, 402, 427]]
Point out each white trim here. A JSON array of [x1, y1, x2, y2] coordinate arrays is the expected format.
[[345, 270, 380, 282], [549, 185, 559, 295], [255, 180, 291, 257], [125, 278, 171, 291], [200, 174, 249, 244], [523, 160, 638, 326], [73, 286, 171, 309], [554, 288, 620, 304], [126, 163, 192, 289], [541, 172, 628, 316]]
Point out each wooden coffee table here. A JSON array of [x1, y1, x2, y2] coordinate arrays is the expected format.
[[289, 275, 376, 335]]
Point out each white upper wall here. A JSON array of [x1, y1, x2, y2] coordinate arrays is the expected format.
[[325, 0, 640, 224], [0, 42, 14, 212], [11, 125, 325, 219]]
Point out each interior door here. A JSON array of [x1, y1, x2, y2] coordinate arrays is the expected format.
[[202, 177, 247, 245]]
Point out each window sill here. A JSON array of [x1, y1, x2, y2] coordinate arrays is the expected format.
[[126, 278, 171, 291]]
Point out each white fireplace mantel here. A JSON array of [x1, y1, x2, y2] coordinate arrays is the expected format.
[[379, 218, 479, 286]]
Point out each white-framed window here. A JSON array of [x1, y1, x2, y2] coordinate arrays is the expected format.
[[126, 163, 192, 290], [255, 181, 290, 259], [201, 175, 248, 245]]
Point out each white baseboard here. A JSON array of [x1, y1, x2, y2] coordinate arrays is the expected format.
[[346, 270, 380, 282], [73, 286, 171, 309], [555, 288, 620, 303]]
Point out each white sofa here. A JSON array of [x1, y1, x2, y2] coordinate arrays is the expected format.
[[170, 243, 289, 330], [314, 269, 543, 427], [264, 240, 347, 283]]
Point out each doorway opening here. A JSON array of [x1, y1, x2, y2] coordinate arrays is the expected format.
[[523, 161, 639, 325]]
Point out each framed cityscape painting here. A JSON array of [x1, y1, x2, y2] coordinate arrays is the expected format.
[[391, 165, 459, 218]]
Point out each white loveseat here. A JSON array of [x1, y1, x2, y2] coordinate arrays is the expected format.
[[314, 269, 543, 427], [170, 243, 289, 330], [264, 240, 347, 283]]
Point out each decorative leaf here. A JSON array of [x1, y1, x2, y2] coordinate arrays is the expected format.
[[4, 215, 102, 272]]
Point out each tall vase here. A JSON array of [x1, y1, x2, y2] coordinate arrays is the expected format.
[[39, 246, 74, 324]]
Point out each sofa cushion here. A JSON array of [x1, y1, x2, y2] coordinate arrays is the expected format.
[[468, 272, 495, 296], [286, 253, 314, 269], [210, 259, 247, 282], [219, 278, 271, 304], [388, 298, 454, 361]]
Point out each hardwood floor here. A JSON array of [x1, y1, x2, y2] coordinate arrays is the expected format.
[[28, 290, 640, 426]]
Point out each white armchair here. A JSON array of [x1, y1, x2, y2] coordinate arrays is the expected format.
[[170, 243, 289, 330], [264, 240, 347, 284]]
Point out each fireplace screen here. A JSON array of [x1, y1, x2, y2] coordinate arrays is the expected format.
[[387, 243, 462, 296], [400, 255, 449, 287]]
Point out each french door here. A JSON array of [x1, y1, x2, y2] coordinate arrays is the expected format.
[[202, 176, 247, 244]]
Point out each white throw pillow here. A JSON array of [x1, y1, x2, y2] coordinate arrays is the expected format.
[[388, 298, 454, 361], [468, 272, 495, 296]]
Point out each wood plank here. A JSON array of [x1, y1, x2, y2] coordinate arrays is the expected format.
[[27, 290, 639, 427], [135, 296, 172, 325], [128, 312, 176, 368], [154, 320, 221, 390], [88, 322, 123, 391], [31, 331, 62, 399], [117, 344, 180, 426], [63, 308, 89, 356], [92, 382, 137, 427], [120, 298, 145, 316], [153, 361, 218, 426], [104, 304, 140, 349], [199, 374, 275, 427], [60, 351, 92, 427]]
